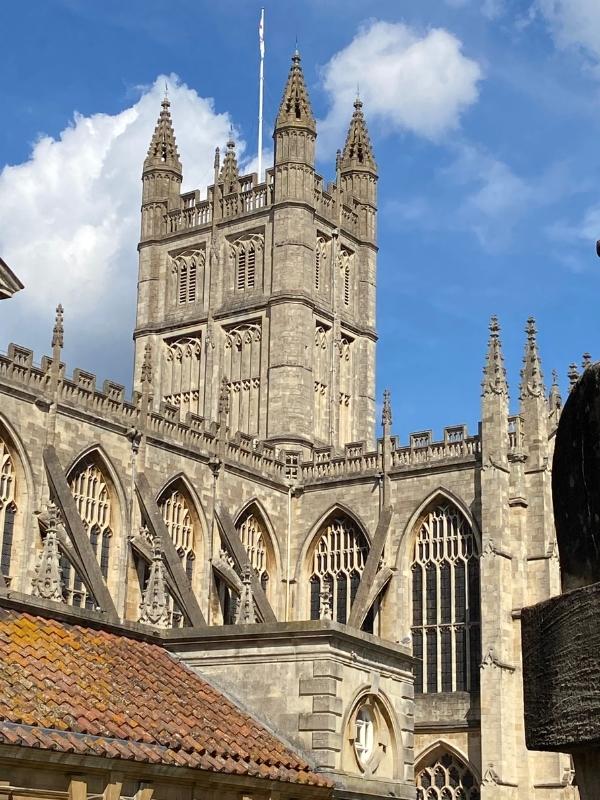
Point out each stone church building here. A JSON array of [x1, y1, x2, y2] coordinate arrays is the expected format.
[[0, 53, 578, 798]]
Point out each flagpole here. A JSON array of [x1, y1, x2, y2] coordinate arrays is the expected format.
[[258, 8, 265, 182]]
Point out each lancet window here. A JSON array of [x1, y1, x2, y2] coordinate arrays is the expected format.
[[172, 250, 204, 306], [411, 502, 480, 694], [314, 325, 330, 443], [65, 459, 113, 608], [231, 234, 263, 291], [309, 516, 369, 625], [416, 751, 480, 799], [158, 485, 197, 627], [315, 236, 327, 291], [223, 323, 262, 436], [0, 437, 16, 586], [338, 335, 353, 447], [218, 508, 271, 625], [162, 335, 203, 419]]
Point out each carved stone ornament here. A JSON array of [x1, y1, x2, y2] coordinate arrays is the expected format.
[[139, 534, 170, 628], [31, 503, 64, 603]]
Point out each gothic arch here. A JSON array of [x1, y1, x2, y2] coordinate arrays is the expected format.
[[394, 486, 482, 574], [0, 413, 35, 591], [415, 741, 481, 797], [395, 488, 481, 694], [296, 503, 372, 623], [155, 472, 209, 542], [155, 474, 206, 609], [63, 445, 126, 607], [233, 497, 282, 588]]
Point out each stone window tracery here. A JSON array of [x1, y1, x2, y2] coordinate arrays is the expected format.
[[159, 486, 196, 627], [172, 250, 204, 306], [416, 752, 479, 799], [411, 502, 480, 694], [309, 516, 369, 625], [231, 234, 263, 291], [223, 323, 262, 436], [0, 437, 16, 586], [218, 508, 271, 625], [163, 335, 203, 419], [65, 459, 113, 609]]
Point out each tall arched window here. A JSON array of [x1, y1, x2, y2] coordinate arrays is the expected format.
[[416, 750, 479, 799], [338, 335, 353, 447], [0, 436, 17, 586], [66, 457, 114, 608], [218, 506, 273, 625], [158, 483, 197, 627], [338, 247, 352, 307], [309, 516, 369, 625], [314, 325, 330, 442], [162, 335, 203, 419], [411, 502, 480, 694]]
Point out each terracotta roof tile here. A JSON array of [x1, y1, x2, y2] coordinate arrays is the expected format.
[[0, 610, 330, 787]]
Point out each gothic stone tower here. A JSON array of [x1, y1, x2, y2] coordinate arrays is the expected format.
[[133, 54, 378, 454]]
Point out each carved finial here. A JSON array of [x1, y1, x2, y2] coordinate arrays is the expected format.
[[214, 146, 220, 171], [234, 564, 257, 625], [52, 304, 64, 350], [141, 342, 153, 385], [568, 362, 580, 391], [382, 388, 392, 431], [144, 93, 182, 174], [219, 135, 239, 192], [163, 81, 169, 102], [582, 352, 592, 371], [319, 586, 333, 620], [548, 369, 562, 416], [275, 49, 315, 131], [31, 503, 64, 603], [218, 376, 230, 416], [340, 93, 376, 173], [139, 534, 169, 628], [520, 316, 545, 401], [482, 316, 508, 397]]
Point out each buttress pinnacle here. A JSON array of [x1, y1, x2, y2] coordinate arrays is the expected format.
[[340, 97, 377, 173], [144, 94, 182, 174], [520, 317, 545, 401], [219, 135, 239, 193], [275, 50, 316, 131], [482, 316, 508, 397]]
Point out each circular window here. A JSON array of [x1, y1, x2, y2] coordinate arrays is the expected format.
[[354, 705, 375, 764]]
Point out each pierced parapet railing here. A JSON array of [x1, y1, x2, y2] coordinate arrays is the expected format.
[[391, 425, 480, 469], [166, 200, 212, 234]]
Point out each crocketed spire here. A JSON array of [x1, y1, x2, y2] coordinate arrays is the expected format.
[[143, 95, 182, 174], [234, 564, 257, 625], [381, 388, 392, 432], [520, 317, 545, 400], [340, 97, 377, 173], [482, 316, 508, 396], [548, 369, 562, 415], [275, 51, 316, 132], [219, 135, 239, 193], [139, 534, 169, 628]]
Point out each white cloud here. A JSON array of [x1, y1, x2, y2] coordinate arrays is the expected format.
[[319, 20, 483, 148], [536, 0, 600, 61], [0, 76, 232, 381]]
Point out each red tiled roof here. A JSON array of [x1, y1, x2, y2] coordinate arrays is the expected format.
[[0, 609, 330, 786]]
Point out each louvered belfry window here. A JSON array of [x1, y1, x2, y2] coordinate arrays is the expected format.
[[232, 235, 262, 291], [309, 517, 369, 624], [411, 502, 480, 694]]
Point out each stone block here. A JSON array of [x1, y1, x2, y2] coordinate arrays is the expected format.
[[298, 677, 338, 697], [298, 712, 337, 732], [312, 659, 342, 680], [312, 695, 343, 715]]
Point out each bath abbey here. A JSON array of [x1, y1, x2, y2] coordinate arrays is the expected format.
[[0, 53, 579, 799]]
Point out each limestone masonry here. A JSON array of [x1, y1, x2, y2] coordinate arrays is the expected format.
[[0, 53, 578, 798]]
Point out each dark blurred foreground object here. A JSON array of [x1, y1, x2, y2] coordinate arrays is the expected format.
[[522, 363, 600, 797]]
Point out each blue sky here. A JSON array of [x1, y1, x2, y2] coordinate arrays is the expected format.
[[1, 0, 600, 442]]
